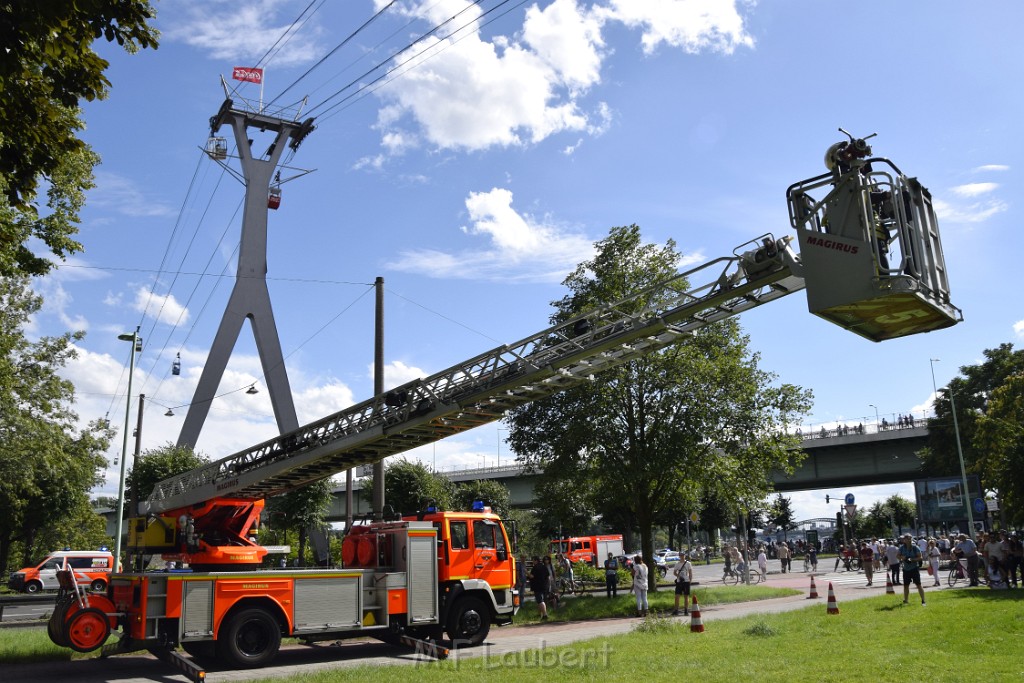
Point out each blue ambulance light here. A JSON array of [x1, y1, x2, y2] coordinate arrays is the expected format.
[[472, 500, 486, 512], [426, 505, 438, 513]]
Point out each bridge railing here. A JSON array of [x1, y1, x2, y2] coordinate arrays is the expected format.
[[790, 409, 931, 441]]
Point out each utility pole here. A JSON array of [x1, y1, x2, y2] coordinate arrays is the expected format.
[[372, 277, 385, 521], [178, 97, 315, 449]]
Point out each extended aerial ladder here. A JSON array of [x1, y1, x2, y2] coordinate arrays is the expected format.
[[130, 132, 961, 569]]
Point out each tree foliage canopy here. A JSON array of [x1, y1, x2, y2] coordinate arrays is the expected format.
[[0, 276, 112, 571], [0, 1, 158, 276], [507, 226, 812, 587]]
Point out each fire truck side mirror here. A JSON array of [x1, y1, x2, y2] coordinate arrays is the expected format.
[[497, 547, 507, 561]]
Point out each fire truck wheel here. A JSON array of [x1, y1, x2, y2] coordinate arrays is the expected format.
[[217, 607, 282, 668], [446, 597, 491, 647], [90, 579, 107, 592], [24, 580, 42, 594], [65, 607, 111, 653], [47, 596, 75, 647]]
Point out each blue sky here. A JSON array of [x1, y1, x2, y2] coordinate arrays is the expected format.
[[34, 1, 1021, 521]]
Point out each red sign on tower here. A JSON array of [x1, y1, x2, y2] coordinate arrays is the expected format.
[[232, 67, 264, 84]]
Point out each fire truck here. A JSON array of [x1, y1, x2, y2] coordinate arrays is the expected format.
[[551, 535, 624, 566], [47, 131, 960, 680]]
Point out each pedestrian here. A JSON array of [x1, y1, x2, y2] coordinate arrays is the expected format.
[[723, 543, 734, 580], [885, 539, 902, 585], [897, 534, 927, 606], [542, 555, 558, 608], [953, 533, 980, 586], [632, 554, 649, 617], [777, 541, 790, 573], [671, 552, 693, 616], [859, 541, 874, 586], [604, 552, 620, 598], [1006, 532, 1023, 588], [927, 539, 941, 587], [757, 546, 768, 580], [808, 545, 818, 572], [529, 556, 549, 620]]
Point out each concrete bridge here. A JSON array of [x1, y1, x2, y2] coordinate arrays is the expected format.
[[327, 424, 929, 520]]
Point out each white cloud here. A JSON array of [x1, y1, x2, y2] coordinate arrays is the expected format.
[[387, 187, 595, 282], [377, 360, 428, 388], [972, 164, 1009, 173], [90, 172, 176, 218], [933, 197, 1008, 225], [595, 0, 755, 55], [950, 182, 998, 197], [132, 287, 190, 326], [1014, 320, 1024, 339], [166, 0, 322, 67]]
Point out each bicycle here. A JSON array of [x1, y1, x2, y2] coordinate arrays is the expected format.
[[558, 575, 585, 596], [947, 557, 988, 588], [723, 565, 764, 585]]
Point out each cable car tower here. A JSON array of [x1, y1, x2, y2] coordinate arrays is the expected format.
[[177, 89, 315, 449]]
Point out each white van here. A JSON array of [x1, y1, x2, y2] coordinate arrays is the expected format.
[[7, 549, 114, 593]]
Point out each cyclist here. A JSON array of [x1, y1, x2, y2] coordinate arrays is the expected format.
[[557, 552, 574, 590]]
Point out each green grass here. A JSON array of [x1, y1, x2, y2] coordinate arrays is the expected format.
[[0, 627, 75, 664], [262, 590, 1024, 683]]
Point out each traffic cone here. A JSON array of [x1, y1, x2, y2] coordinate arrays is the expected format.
[[807, 576, 819, 599], [826, 582, 840, 615], [689, 595, 705, 633], [885, 577, 895, 595]]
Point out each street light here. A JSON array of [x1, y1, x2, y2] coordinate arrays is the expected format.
[[869, 404, 880, 429], [113, 328, 141, 571], [930, 358, 975, 534]]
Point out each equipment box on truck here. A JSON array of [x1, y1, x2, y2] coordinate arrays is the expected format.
[[8, 549, 114, 593]]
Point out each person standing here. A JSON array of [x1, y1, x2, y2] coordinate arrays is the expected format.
[[671, 554, 693, 616], [808, 545, 818, 572], [898, 534, 927, 605], [529, 557, 549, 620], [777, 541, 790, 573], [604, 552, 620, 598], [859, 541, 875, 586], [885, 540, 902, 585], [542, 555, 558, 608], [632, 555, 649, 617], [954, 533, 980, 586], [927, 539, 941, 587], [757, 546, 768, 580]]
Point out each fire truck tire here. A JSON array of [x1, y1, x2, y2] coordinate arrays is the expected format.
[[446, 597, 491, 646], [90, 579, 107, 592], [65, 607, 111, 653], [217, 607, 282, 668], [47, 596, 75, 647], [24, 580, 42, 594]]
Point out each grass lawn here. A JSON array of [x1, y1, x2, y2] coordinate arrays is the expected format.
[[257, 589, 1023, 683]]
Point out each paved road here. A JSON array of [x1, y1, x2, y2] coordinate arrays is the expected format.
[[6, 562, 947, 683]]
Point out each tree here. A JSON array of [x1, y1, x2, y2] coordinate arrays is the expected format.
[[883, 494, 916, 535], [452, 479, 512, 518], [0, 276, 112, 571], [266, 480, 334, 566], [768, 494, 796, 540], [973, 373, 1024, 526], [507, 226, 812, 589], [361, 459, 457, 517], [125, 443, 209, 513], [531, 476, 596, 541], [920, 344, 1024, 478], [0, 2, 158, 205]]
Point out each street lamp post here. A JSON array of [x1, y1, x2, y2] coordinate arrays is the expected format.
[[930, 358, 975, 534], [113, 328, 141, 571], [869, 404, 880, 430]]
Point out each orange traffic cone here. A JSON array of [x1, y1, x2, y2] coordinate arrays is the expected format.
[[689, 595, 705, 633], [885, 577, 895, 595], [826, 582, 840, 615], [808, 576, 819, 599]]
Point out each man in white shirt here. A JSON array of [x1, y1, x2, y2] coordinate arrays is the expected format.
[[671, 555, 694, 616]]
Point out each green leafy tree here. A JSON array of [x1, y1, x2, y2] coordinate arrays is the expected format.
[[531, 476, 596, 542], [0, 276, 112, 571], [768, 493, 796, 540], [883, 494, 916, 535], [507, 226, 811, 590], [973, 373, 1024, 526], [920, 344, 1024, 479], [266, 480, 334, 566], [126, 443, 208, 512], [453, 479, 512, 517], [361, 459, 457, 517], [0, 3, 157, 204]]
